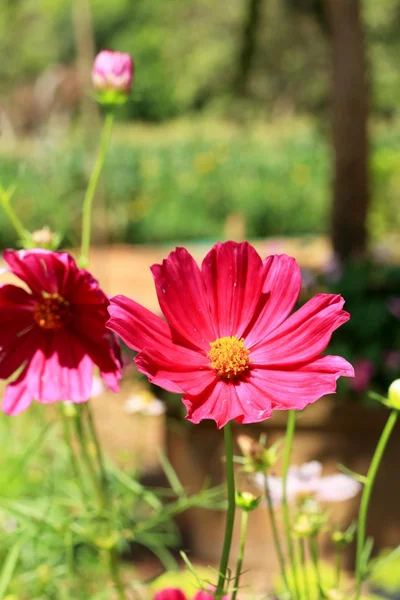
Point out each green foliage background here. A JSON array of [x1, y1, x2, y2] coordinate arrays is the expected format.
[[2, 0, 400, 121]]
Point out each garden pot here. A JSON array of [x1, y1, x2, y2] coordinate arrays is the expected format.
[[165, 397, 400, 586]]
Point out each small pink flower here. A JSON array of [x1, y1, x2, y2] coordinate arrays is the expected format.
[[256, 461, 362, 506], [92, 49, 134, 94], [350, 359, 375, 393], [108, 241, 353, 429], [154, 590, 187, 600], [0, 249, 122, 415]]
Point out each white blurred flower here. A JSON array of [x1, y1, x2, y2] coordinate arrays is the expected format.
[[91, 375, 105, 398], [255, 461, 362, 506], [124, 390, 165, 416]]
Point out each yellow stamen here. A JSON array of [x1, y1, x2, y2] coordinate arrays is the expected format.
[[33, 294, 71, 330], [208, 335, 250, 380]]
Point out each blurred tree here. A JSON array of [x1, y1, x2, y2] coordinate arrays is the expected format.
[[233, 0, 263, 97], [287, 0, 370, 261], [325, 0, 369, 261]]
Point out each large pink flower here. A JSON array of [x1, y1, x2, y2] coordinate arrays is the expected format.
[[107, 241, 353, 429], [0, 249, 122, 415]]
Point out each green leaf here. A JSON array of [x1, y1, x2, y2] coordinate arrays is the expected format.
[[338, 464, 368, 485], [0, 540, 22, 597], [157, 449, 185, 497], [368, 544, 400, 577]]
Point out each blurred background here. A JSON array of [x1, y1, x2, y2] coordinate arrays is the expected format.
[[2, 0, 400, 594]]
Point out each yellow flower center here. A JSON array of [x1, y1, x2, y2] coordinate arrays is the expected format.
[[208, 336, 250, 380], [33, 294, 71, 330]]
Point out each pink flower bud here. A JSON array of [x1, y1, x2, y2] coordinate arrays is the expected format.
[[92, 49, 134, 104]]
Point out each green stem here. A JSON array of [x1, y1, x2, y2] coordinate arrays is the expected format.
[[109, 548, 126, 600], [0, 188, 28, 241], [282, 410, 301, 600], [354, 409, 398, 600], [85, 402, 109, 502], [232, 510, 249, 600], [79, 112, 114, 268], [299, 538, 310, 600], [334, 545, 342, 590], [58, 405, 83, 489], [310, 535, 324, 599], [75, 407, 127, 599], [215, 422, 236, 600], [264, 475, 290, 592], [74, 408, 103, 507]]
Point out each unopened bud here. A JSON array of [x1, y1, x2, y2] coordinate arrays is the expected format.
[[235, 491, 261, 512], [92, 50, 134, 106], [237, 434, 279, 473], [331, 522, 356, 546], [387, 379, 400, 410], [30, 226, 60, 250]]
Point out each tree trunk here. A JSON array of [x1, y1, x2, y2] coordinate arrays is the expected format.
[[234, 0, 263, 97], [324, 0, 369, 261]]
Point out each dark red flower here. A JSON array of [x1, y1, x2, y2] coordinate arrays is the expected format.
[[108, 242, 353, 429], [0, 249, 122, 415]]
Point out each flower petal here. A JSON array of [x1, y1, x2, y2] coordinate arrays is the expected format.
[[136, 346, 213, 395], [250, 294, 350, 365], [249, 355, 354, 411], [151, 248, 216, 351], [316, 474, 362, 502], [201, 241, 264, 338], [26, 332, 93, 403], [3, 249, 75, 297], [108, 295, 178, 353], [243, 254, 302, 345], [0, 284, 35, 343], [0, 328, 39, 379], [2, 368, 33, 416], [182, 377, 272, 429]]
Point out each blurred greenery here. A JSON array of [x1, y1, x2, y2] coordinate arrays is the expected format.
[[1, 0, 400, 121], [1, 120, 400, 249], [0, 401, 225, 599]]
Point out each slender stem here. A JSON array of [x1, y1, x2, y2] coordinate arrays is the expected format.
[[74, 408, 103, 507], [335, 545, 342, 589], [264, 475, 290, 592], [282, 410, 301, 600], [215, 422, 236, 600], [109, 548, 126, 600], [85, 402, 109, 502], [58, 405, 82, 486], [299, 538, 310, 600], [354, 409, 398, 599], [79, 111, 114, 268], [310, 535, 324, 599], [0, 188, 28, 241], [232, 510, 249, 600], [75, 407, 127, 599]]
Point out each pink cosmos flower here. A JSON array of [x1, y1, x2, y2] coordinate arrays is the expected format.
[[255, 461, 362, 506], [107, 241, 353, 429], [0, 249, 122, 416], [153, 588, 226, 600], [92, 49, 134, 94], [154, 590, 187, 600]]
